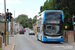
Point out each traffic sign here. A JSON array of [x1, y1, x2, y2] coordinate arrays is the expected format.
[[65, 26, 67, 29], [6, 31, 8, 35]]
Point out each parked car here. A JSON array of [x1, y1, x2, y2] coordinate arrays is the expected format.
[[19, 29, 25, 34], [29, 30, 35, 35], [23, 29, 26, 32]]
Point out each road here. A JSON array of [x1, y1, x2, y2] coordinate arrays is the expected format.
[[14, 32, 75, 50]]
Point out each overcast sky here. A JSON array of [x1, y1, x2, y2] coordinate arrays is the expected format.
[[0, 0, 46, 19]]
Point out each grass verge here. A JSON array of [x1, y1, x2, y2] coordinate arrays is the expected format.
[[0, 48, 2, 50]]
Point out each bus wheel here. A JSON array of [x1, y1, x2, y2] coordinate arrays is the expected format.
[[58, 42, 60, 43]]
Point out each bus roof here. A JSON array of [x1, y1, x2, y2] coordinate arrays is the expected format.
[[41, 10, 63, 13], [44, 10, 63, 11]]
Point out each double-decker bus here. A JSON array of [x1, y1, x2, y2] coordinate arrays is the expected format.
[[37, 10, 64, 42]]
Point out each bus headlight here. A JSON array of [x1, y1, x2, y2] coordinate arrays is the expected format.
[[46, 36, 61, 38]]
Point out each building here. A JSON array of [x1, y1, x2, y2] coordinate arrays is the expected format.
[[0, 13, 7, 33], [13, 20, 23, 34], [33, 22, 37, 38]]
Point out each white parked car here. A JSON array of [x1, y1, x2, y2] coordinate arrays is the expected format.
[[29, 30, 35, 35]]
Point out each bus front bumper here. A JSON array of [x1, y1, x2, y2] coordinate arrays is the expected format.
[[42, 37, 64, 42]]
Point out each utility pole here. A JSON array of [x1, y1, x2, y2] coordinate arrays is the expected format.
[[7, 9, 9, 44], [4, 0, 7, 46], [14, 11, 15, 35]]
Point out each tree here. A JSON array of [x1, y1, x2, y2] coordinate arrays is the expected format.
[[16, 14, 33, 29], [54, 0, 75, 30], [20, 18, 25, 28], [32, 15, 37, 24], [40, 0, 53, 12], [28, 18, 33, 28]]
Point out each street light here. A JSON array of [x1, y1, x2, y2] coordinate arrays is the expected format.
[[4, 0, 7, 46], [4, 0, 6, 21]]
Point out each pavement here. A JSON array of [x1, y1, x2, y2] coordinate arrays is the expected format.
[[2, 34, 15, 50], [68, 42, 75, 45], [2, 42, 15, 50], [68, 39, 75, 46], [14, 33, 75, 50]]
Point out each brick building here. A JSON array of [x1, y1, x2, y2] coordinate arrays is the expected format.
[[0, 13, 8, 33]]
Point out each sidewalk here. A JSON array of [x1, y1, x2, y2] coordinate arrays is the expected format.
[[2, 35, 15, 50], [2, 42, 15, 50], [68, 39, 75, 45], [68, 42, 75, 45]]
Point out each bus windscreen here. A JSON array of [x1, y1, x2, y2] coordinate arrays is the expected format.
[[45, 12, 62, 21]]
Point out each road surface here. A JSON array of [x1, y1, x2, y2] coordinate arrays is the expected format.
[[14, 32, 75, 50]]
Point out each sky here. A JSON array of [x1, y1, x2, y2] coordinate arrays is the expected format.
[[0, 0, 46, 19]]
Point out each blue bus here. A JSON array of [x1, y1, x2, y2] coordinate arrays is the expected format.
[[37, 10, 64, 42]]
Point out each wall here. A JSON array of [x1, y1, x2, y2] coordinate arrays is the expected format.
[[0, 22, 7, 32], [64, 30, 74, 42], [64, 30, 74, 39]]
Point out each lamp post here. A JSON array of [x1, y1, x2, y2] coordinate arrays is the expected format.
[[14, 10, 15, 35], [4, 0, 7, 46]]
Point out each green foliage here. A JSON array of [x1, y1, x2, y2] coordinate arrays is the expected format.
[[40, 0, 53, 12], [16, 14, 33, 28], [16, 14, 37, 29], [32, 15, 37, 24], [0, 48, 2, 50], [16, 14, 28, 22], [54, 0, 75, 30]]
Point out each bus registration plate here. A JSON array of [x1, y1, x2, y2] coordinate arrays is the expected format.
[[52, 40, 56, 41]]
